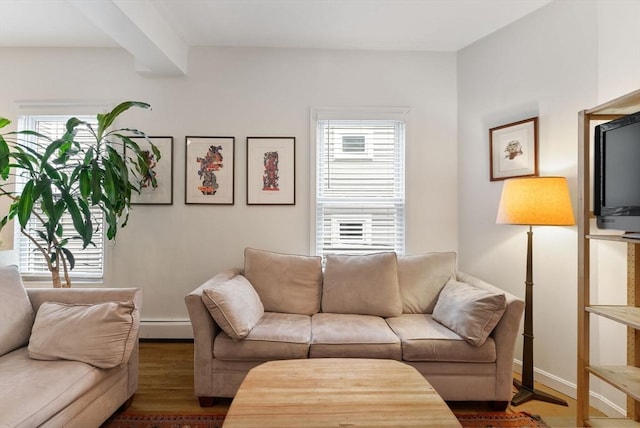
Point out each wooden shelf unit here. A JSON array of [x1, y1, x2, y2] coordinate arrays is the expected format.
[[577, 89, 640, 427]]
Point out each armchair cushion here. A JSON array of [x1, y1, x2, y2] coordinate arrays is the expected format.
[[28, 300, 139, 368], [202, 275, 264, 340], [0, 265, 34, 357], [244, 248, 322, 315], [322, 252, 402, 317], [432, 279, 507, 346]]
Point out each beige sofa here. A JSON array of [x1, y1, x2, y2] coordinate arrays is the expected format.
[[0, 266, 142, 428], [185, 249, 524, 408]]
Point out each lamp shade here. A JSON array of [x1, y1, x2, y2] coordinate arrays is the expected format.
[[496, 176, 575, 226]]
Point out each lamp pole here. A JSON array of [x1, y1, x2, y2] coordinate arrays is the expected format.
[[511, 226, 568, 406]]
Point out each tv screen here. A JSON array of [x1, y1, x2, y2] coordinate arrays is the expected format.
[[594, 110, 640, 234]]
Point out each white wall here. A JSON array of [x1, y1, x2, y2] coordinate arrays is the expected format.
[[0, 46, 458, 328], [458, 0, 640, 415]]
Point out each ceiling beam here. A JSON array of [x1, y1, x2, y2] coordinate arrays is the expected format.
[[68, 0, 188, 76]]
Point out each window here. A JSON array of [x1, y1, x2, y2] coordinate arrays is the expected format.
[[313, 113, 406, 258], [15, 115, 104, 280]]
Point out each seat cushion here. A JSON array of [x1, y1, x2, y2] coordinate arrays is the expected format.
[[201, 275, 264, 340], [214, 312, 311, 361], [386, 314, 496, 363], [397, 252, 457, 314], [0, 347, 117, 428], [243, 247, 322, 315], [28, 300, 139, 368], [0, 266, 34, 357], [321, 252, 402, 317], [432, 280, 507, 346], [310, 313, 401, 359]]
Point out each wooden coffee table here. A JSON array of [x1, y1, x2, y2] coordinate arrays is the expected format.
[[222, 358, 462, 427]]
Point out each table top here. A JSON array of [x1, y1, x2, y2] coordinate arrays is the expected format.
[[222, 358, 462, 428]]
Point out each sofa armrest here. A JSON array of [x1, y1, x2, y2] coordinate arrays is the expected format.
[[25, 287, 143, 398], [184, 269, 240, 397], [456, 271, 524, 400]]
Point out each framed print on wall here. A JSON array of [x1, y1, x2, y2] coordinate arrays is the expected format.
[[185, 136, 235, 205], [130, 136, 173, 205], [489, 117, 539, 181], [246, 137, 295, 205]]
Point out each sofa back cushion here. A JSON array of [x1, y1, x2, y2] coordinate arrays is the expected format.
[[322, 252, 402, 317], [28, 300, 140, 368], [0, 265, 34, 356], [201, 275, 264, 340], [244, 248, 323, 315], [397, 252, 457, 314]]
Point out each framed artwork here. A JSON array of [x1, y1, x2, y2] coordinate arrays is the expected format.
[[489, 117, 538, 181], [246, 137, 295, 205], [185, 136, 235, 205], [129, 136, 173, 205]]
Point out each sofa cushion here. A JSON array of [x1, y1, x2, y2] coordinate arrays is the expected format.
[[397, 252, 457, 314], [0, 347, 118, 428], [432, 280, 507, 346], [214, 312, 311, 361], [0, 265, 34, 357], [28, 300, 139, 368], [321, 252, 402, 317], [386, 314, 496, 362], [202, 275, 264, 340], [244, 247, 322, 315], [310, 313, 401, 359]]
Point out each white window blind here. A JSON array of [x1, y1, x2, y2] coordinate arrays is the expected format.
[[315, 119, 405, 257], [16, 116, 104, 279]]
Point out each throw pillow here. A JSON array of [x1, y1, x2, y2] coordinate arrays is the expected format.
[[397, 252, 457, 314], [0, 265, 35, 357], [244, 248, 322, 315], [28, 300, 139, 368], [201, 275, 264, 340], [321, 252, 403, 317], [432, 279, 507, 346]]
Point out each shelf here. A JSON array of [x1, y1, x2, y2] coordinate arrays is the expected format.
[[587, 235, 640, 244], [587, 306, 640, 329], [587, 365, 640, 401], [578, 89, 640, 427], [585, 89, 640, 116], [587, 418, 640, 427]]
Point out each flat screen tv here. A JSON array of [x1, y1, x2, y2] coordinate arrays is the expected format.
[[594, 109, 640, 235]]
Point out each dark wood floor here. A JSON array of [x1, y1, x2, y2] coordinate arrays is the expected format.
[[122, 340, 603, 427]]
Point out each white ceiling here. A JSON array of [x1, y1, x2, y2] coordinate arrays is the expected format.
[[0, 0, 552, 75]]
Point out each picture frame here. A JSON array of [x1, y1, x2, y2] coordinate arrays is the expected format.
[[129, 136, 173, 205], [489, 117, 538, 181], [246, 137, 295, 205], [185, 136, 235, 205]]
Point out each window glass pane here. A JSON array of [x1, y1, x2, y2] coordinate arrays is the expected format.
[[315, 119, 405, 257], [15, 116, 104, 279]]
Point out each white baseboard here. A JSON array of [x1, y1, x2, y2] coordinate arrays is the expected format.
[[139, 320, 193, 339], [512, 359, 625, 418]]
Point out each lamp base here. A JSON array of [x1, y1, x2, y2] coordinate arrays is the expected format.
[[511, 379, 568, 406]]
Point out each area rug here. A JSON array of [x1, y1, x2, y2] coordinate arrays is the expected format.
[[103, 411, 548, 428], [455, 411, 549, 428], [101, 413, 225, 428]]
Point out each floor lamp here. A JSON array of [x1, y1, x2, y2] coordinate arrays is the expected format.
[[496, 176, 575, 407]]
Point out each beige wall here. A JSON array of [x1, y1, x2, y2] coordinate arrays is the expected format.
[[0, 46, 458, 325], [458, 0, 640, 416]]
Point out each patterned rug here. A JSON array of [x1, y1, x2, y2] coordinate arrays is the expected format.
[[101, 413, 225, 428], [103, 411, 548, 428], [455, 411, 550, 428]]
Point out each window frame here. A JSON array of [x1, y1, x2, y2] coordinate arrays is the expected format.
[[310, 107, 409, 258]]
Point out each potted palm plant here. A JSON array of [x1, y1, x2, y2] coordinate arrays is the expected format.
[[0, 101, 160, 287]]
